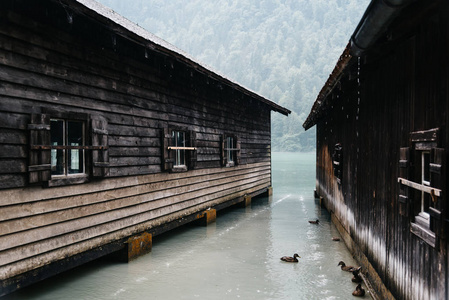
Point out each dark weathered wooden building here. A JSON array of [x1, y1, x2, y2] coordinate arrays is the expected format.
[[0, 0, 290, 295], [303, 0, 448, 299]]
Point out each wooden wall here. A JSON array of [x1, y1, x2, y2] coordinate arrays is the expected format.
[[315, 2, 448, 300], [0, 0, 276, 293]]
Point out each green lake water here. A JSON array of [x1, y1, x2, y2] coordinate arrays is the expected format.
[[6, 152, 369, 299]]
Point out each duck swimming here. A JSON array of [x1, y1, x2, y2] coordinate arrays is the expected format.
[[338, 261, 357, 272], [352, 266, 363, 283], [352, 284, 365, 297], [280, 253, 300, 262], [308, 219, 319, 224]]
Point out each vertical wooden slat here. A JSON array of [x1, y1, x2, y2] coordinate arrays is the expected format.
[[91, 115, 109, 177], [161, 128, 173, 171], [188, 130, 197, 170], [28, 114, 51, 183], [221, 134, 227, 167], [236, 139, 241, 165]]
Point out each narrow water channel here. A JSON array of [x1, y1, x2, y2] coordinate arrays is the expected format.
[[6, 152, 369, 299]]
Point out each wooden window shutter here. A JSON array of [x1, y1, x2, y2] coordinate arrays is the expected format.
[[429, 148, 444, 239], [91, 115, 109, 177], [398, 147, 411, 217], [236, 139, 241, 165], [188, 130, 197, 170], [221, 134, 227, 167], [162, 128, 173, 171], [28, 114, 51, 183]]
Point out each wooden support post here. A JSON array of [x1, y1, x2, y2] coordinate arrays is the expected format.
[[195, 208, 217, 226], [267, 186, 273, 196], [120, 232, 152, 262], [240, 195, 252, 207]]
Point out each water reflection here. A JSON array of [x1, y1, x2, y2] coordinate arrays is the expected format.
[[5, 152, 369, 299]]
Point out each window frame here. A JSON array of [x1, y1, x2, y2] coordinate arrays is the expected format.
[[50, 118, 86, 177], [28, 111, 109, 187], [222, 134, 240, 168], [414, 149, 431, 229], [398, 128, 443, 248], [47, 113, 89, 186], [162, 127, 197, 173]]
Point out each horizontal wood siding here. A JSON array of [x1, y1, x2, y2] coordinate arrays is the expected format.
[[315, 3, 448, 300], [0, 162, 271, 279], [0, 4, 272, 187]]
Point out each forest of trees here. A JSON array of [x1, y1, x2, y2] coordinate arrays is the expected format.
[[97, 0, 370, 151]]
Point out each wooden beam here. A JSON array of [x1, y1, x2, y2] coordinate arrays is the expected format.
[[397, 177, 442, 197]]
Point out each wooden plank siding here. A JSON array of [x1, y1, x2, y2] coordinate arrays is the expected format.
[[307, 1, 449, 299], [0, 162, 271, 279], [0, 0, 289, 295], [0, 6, 272, 183]]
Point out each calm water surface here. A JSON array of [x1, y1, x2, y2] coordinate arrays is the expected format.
[[6, 152, 369, 299]]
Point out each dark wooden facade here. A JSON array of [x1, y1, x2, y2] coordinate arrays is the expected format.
[[304, 1, 448, 299], [0, 0, 290, 295]]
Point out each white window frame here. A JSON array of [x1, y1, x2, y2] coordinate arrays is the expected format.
[[416, 151, 431, 228], [225, 136, 235, 166], [50, 118, 86, 178]]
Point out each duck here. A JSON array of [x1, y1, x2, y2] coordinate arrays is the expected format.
[[332, 237, 340, 241], [308, 219, 319, 224], [280, 253, 301, 262], [338, 261, 357, 272], [352, 266, 363, 283], [352, 284, 365, 297]]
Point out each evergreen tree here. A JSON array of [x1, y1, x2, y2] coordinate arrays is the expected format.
[[98, 0, 369, 151]]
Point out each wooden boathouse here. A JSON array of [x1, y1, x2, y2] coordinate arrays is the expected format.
[[303, 0, 448, 299], [0, 0, 290, 295]]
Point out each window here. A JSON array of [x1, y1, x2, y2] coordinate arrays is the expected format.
[[222, 134, 240, 167], [226, 136, 235, 166], [172, 130, 186, 167], [28, 112, 109, 186], [415, 151, 431, 227], [162, 127, 197, 172], [50, 119, 85, 176], [398, 128, 444, 248]]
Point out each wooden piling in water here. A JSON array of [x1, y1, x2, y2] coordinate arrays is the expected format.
[[194, 209, 217, 226], [239, 195, 252, 207]]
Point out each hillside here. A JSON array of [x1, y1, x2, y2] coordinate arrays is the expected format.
[[96, 0, 370, 151]]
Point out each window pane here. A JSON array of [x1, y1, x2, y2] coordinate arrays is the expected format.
[[68, 121, 84, 174], [423, 152, 430, 183], [227, 137, 234, 162], [172, 131, 186, 166], [51, 119, 65, 175]]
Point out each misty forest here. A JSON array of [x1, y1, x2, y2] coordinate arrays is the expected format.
[[96, 0, 370, 152]]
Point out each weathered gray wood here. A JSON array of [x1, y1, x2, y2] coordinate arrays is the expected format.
[[0, 159, 27, 173], [28, 114, 50, 183], [410, 128, 439, 143], [91, 115, 109, 177], [0, 174, 26, 189], [0, 129, 26, 145], [0, 145, 26, 158], [0, 162, 270, 210], [0, 178, 270, 262], [311, 3, 449, 299]]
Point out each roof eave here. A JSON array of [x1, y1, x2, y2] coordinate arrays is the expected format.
[[60, 0, 290, 116], [302, 0, 415, 130]]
